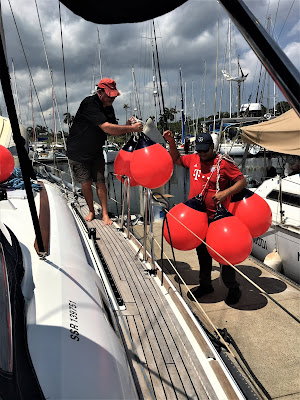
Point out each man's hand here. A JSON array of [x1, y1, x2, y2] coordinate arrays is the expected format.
[[163, 130, 175, 143], [131, 122, 143, 132], [212, 189, 229, 205]]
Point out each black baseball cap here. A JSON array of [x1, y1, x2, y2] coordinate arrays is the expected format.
[[195, 132, 213, 152]]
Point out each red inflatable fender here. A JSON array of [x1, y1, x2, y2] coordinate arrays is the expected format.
[[114, 136, 139, 186], [206, 205, 253, 265], [228, 188, 272, 237], [130, 134, 173, 189], [163, 196, 208, 251], [0, 145, 15, 183]]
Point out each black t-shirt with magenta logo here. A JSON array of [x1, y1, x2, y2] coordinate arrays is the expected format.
[[66, 94, 117, 162]]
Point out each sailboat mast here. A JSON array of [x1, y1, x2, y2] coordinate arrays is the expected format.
[[229, 19, 232, 118], [11, 58, 22, 124], [131, 66, 142, 119], [97, 27, 103, 81], [152, 19, 167, 131], [179, 65, 185, 144], [51, 69, 56, 145], [30, 82, 35, 143]]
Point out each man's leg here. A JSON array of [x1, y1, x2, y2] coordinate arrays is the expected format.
[[81, 181, 95, 222], [190, 242, 214, 298], [196, 241, 213, 286], [221, 265, 241, 305], [96, 182, 112, 225]]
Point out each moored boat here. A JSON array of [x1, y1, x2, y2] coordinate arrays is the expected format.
[[251, 173, 300, 283]]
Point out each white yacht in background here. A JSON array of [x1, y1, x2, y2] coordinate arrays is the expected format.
[[251, 173, 300, 284], [242, 109, 300, 284]]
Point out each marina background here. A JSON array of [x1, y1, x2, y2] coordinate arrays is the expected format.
[[43, 152, 290, 216]]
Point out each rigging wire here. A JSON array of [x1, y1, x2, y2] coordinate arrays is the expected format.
[[277, 0, 296, 41], [159, 202, 300, 326], [58, 0, 69, 122], [34, 0, 67, 150], [7, 0, 48, 128]]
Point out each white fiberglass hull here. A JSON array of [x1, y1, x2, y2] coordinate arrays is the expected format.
[[0, 182, 138, 399], [219, 143, 261, 156], [250, 174, 300, 285], [252, 224, 300, 284]]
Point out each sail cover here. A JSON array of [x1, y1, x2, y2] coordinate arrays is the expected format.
[[59, 1, 188, 24], [241, 109, 300, 155]]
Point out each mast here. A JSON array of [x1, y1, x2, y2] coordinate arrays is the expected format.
[[51, 69, 56, 145], [11, 58, 22, 124], [131, 66, 142, 119], [30, 82, 35, 143], [152, 19, 167, 131], [229, 19, 232, 118], [219, 0, 300, 117], [179, 66, 185, 144], [97, 27, 103, 81], [192, 81, 196, 136], [203, 60, 206, 121]]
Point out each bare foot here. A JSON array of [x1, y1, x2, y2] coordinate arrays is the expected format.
[[103, 214, 113, 225], [85, 212, 95, 222]]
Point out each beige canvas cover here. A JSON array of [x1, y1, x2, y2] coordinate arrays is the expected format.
[[241, 109, 300, 155]]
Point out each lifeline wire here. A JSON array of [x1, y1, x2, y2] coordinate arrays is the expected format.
[[162, 208, 300, 325]]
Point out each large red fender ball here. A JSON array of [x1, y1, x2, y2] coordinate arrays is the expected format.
[[206, 205, 253, 265], [228, 188, 272, 237], [0, 145, 15, 183], [114, 136, 139, 186], [130, 134, 173, 189], [163, 197, 208, 251]]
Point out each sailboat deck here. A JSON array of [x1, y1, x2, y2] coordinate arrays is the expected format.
[[76, 199, 300, 400], [76, 199, 241, 400]]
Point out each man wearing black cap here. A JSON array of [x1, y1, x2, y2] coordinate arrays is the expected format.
[[163, 129, 247, 305], [67, 78, 143, 224]]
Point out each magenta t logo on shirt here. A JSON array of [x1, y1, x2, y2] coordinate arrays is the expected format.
[[193, 168, 202, 180]]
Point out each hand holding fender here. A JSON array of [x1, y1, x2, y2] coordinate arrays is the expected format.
[[212, 189, 229, 205], [131, 122, 143, 132]]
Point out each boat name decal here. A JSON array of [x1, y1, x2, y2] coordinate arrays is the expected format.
[[69, 300, 80, 342], [253, 237, 268, 250]]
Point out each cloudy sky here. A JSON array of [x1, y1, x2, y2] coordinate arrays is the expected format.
[[0, 0, 299, 132]]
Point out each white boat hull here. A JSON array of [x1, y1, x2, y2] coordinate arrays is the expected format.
[[252, 223, 300, 284], [250, 174, 300, 284], [219, 143, 261, 156], [0, 183, 138, 399]]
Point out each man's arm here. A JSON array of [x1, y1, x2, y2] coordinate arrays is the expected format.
[[212, 177, 247, 204], [163, 130, 182, 166], [99, 121, 143, 136]]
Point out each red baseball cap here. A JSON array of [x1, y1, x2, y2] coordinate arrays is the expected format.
[[97, 78, 120, 97]]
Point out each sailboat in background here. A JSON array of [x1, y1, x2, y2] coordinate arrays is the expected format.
[[242, 110, 300, 283]]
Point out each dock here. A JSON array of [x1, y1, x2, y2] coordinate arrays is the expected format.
[[76, 198, 300, 400]]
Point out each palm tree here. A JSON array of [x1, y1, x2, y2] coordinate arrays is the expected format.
[[63, 112, 74, 127]]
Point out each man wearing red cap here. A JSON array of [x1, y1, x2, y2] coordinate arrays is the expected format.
[[67, 78, 143, 224]]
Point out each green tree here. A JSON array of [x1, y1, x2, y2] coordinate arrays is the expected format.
[[63, 112, 74, 127], [276, 101, 291, 115]]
